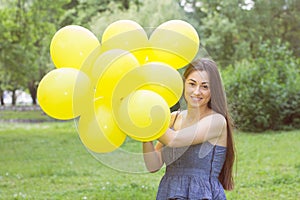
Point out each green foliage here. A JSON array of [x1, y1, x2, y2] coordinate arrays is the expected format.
[[0, 0, 68, 104], [59, 0, 142, 27], [89, 0, 188, 37], [199, 11, 238, 67], [191, 0, 300, 66], [223, 41, 300, 132]]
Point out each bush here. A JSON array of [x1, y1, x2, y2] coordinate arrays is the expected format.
[[222, 41, 300, 132]]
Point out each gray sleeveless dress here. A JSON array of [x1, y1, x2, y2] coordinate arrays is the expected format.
[[156, 141, 227, 200]]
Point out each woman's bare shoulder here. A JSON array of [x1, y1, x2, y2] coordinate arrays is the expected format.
[[201, 112, 226, 126]]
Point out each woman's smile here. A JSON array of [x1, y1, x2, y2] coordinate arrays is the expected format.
[[191, 96, 203, 101]]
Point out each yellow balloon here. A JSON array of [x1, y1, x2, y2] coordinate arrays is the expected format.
[[140, 84, 178, 106], [111, 62, 183, 108], [78, 100, 126, 153], [80, 46, 103, 85], [50, 25, 100, 69], [83, 49, 137, 87], [37, 68, 91, 120], [149, 20, 200, 69], [117, 90, 170, 141], [138, 62, 183, 107], [101, 20, 150, 65], [94, 50, 140, 102]]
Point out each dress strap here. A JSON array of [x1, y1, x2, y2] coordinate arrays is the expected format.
[[170, 111, 180, 160], [170, 110, 180, 130]]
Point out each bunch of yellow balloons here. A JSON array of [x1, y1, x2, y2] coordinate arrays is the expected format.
[[37, 20, 200, 153]]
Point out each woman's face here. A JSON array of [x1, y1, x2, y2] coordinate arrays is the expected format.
[[184, 70, 211, 108]]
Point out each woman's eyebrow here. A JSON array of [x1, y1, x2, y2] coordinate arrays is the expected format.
[[187, 79, 197, 83], [201, 81, 209, 84], [187, 79, 209, 84]]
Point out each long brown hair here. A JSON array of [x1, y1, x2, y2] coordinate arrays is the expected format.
[[183, 58, 235, 190]]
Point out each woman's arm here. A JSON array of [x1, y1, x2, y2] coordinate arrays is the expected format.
[[142, 111, 180, 172], [142, 141, 164, 172], [158, 113, 226, 148]]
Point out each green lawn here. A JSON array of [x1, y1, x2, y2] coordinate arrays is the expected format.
[[0, 110, 299, 199], [0, 108, 56, 122]]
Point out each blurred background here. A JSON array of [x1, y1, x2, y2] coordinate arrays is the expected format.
[[0, 1, 299, 199]]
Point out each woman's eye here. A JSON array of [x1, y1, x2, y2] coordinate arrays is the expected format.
[[202, 85, 209, 89]]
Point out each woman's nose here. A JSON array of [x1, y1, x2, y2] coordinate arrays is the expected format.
[[193, 86, 202, 95]]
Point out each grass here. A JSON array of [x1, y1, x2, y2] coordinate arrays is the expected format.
[[0, 107, 55, 122], [229, 131, 300, 199], [0, 122, 162, 199], [0, 109, 300, 199]]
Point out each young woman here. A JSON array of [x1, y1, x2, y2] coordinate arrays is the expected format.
[[143, 58, 235, 200]]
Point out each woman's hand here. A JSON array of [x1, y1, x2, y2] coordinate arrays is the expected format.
[[142, 141, 164, 172]]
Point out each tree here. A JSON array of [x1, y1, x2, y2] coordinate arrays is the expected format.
[[0, 1, 29, 105], [89, 0, 189, 38], [0, 0, 68, 105], [179, 0, 300, 66], [59, 0, 142, 27], [23, 0, 67, 104]]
